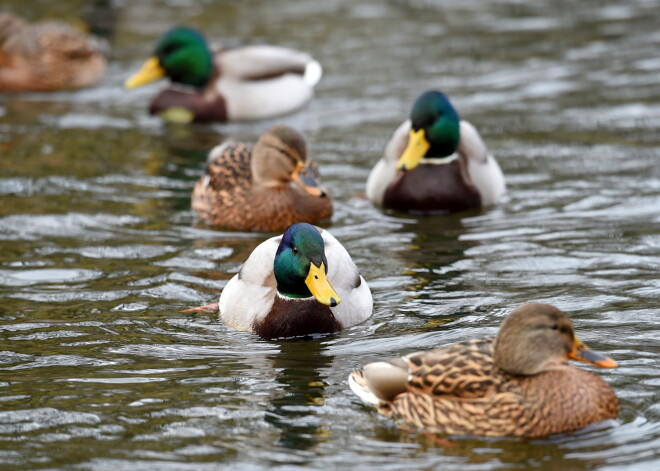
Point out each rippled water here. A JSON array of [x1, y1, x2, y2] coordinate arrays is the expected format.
[[1, 0, 659, 469]]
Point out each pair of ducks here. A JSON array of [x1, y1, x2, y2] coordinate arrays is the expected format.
[[3, 19, 618, 441], [211, 221, 618, 439]]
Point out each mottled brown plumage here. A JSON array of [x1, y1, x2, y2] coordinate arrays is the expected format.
[[192, 125, 333, 232], [0, 13, 106, 92], [349, 303, 619, 438]]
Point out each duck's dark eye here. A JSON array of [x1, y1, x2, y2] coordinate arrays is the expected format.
[[550, 324, 559, 330], [292, 246, 299, 255]]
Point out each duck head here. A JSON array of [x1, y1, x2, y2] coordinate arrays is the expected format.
[[274, 223, 340, 307], [252, 125, 328, 198], [494, 303, 617, 376], [125, 26, 213, 89], [397, 90, 461, 171]]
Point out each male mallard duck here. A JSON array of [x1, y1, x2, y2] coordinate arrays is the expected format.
[[219, 223, 372, 340], [0, 13, 106, 92], [349, 303, 618, 438], [124, 26, 322, 123], [366, 90, 505, 213], [192, 125, 332, 232]]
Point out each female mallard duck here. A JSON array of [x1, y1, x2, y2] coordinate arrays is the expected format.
[[124, 26, 322, 123], [366, 90, 505, 213], [349, 303, 618, 438], [219, 223, 372, 340], [0, 13, 106, 91], [192, 125, 332, 232]]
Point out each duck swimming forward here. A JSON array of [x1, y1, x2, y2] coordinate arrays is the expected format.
[[366, 90, 505, 213], [124, 26, 322, 123], [218, 223, 372, 340], [349, 303, 618, 438]]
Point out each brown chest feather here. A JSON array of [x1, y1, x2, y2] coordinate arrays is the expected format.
[[383, 159, 481, 213], [150, 86, 228, 123], [253, 296, 341, 340]]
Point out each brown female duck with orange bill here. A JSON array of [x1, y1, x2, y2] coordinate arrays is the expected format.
[[191, 125, 332, 232], [349, 303, 618, 438]]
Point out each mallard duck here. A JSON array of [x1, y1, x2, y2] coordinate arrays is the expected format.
[[124, 26, 322, 123], [219, 222, 372, 340], [366, 90, 505, 213], [0, 13, 106, 92], [349, 303, 618, 438], [191, 125, 332, 232]]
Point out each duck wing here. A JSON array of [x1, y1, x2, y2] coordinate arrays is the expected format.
[[215, 44, 321, 86], [202, 142, 254, 193], [405, 338, 498, 399]]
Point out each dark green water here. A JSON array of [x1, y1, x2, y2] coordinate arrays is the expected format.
[[1, 1, 659, 469]]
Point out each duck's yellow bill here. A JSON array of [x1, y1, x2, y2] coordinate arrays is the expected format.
[[568, 336, 617, 368], [125, 56, 166, 89], [396, 128, 430, 171], [305, 262, 340, 307], [292, 162, 328, 198]]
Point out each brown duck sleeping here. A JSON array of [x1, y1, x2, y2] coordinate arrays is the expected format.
[[349, 303, 618, 438], [192, 125, 332, 232], [0, 13, 106, 92]]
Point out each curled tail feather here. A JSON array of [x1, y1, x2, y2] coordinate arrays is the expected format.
[[304, 60, 322, 88]]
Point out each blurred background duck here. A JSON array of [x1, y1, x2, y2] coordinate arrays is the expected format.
[[124, 26, 322, 123], [214, 223, 372, 340], [0, 13, 107, 92], [366, 90, 505, 213], [349, 303, 618, 438], [192, 125, 332, 232]]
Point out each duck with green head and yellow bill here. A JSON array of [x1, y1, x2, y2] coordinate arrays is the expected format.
[[192, 125, 332, 232], [217, 223, 372, 340], [366, 90, 505, 213], [349, 303, 618, 438], [124, 26, 323, 123]]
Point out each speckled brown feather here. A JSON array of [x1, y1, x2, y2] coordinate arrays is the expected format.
[[359, 337, 618, 438], [0, 14, 106, 91], [191, 141, 332, 232]]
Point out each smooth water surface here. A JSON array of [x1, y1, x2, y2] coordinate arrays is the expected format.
[[1, 1, 659, 469]]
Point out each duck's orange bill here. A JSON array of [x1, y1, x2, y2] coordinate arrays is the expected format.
[[181, 302, 219, 313], [292, 162, 327, 197], [125, 56, 166, 89], [305, 262, 340, 307], [396, 128, 430, 171], [568, 336, 618, 368]]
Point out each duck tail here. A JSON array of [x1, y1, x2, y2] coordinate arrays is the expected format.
[[304, 60, 323, 88], [348, 369, 381, 405]]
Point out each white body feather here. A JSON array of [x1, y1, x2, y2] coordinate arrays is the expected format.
[[214, 44, 322, 121]]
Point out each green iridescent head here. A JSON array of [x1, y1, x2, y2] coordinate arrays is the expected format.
[[396, 90, 461, 171], [125, 26, 213, 90], [273, 223, 339, 306]]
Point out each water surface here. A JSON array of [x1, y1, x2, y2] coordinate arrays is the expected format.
[[1, 0, 659, 469]]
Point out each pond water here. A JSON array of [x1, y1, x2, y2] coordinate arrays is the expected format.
[[1, 0, 659, 469]]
